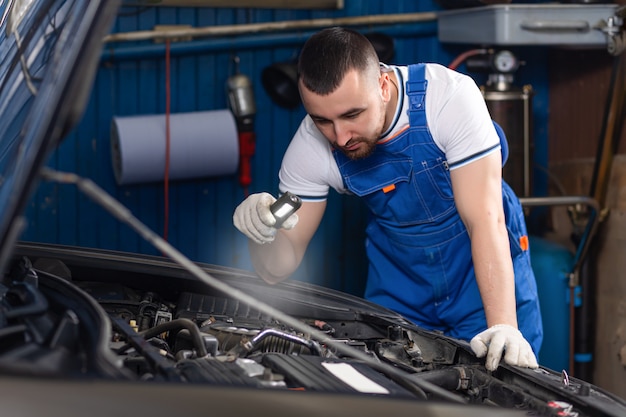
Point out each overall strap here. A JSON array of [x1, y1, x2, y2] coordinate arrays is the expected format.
[[406, 64, 428, 128]]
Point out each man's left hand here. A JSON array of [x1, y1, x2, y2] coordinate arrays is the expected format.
[[470, 324, 539, 371]]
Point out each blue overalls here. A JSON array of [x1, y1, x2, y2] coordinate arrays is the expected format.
[[333, 64, 543, 354]]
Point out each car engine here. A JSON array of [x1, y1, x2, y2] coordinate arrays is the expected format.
[[0, 251, 623, 417]]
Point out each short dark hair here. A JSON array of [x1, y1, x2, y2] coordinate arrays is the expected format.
[[297, 27, 379, 95]]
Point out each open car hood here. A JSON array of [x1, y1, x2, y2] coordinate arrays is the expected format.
[[0, 0, 120, 273]]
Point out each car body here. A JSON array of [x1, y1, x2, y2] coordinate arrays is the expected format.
[[0, 1, 625, 416]]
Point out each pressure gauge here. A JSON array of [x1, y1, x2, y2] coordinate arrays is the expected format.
[[492, 50, 519, 74]]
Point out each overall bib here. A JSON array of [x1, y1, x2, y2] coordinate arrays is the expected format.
[[333, 64, 543, 353]]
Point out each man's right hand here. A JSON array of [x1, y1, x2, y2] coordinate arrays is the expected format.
[[233, 192, 299, 244]]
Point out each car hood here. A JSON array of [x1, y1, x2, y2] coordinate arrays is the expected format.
[[0, 0, 120, 275]]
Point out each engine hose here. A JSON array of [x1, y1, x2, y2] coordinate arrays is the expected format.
[[406, 367, 469, 392], [242, 328, 322, 356], [140, 318, 208, 357]]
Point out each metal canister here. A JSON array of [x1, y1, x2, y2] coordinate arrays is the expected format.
[[482, 79, 534, 197]]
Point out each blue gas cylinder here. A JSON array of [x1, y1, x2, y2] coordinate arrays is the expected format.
[[529, 235, 575, 372]]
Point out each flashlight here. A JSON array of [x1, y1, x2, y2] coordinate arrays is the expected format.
[[270, 192, 302, 228]]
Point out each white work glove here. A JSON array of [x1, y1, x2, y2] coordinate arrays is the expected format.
[[470, 324, 539, 371], [233, 192, 299, 245]]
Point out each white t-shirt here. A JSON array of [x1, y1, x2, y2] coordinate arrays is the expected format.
[[278, 63, 500, 201]]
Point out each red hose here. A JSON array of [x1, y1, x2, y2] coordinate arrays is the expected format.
[[448, 48, 489, 70]]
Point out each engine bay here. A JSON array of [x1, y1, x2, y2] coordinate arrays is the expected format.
[[0, 247, 622, 417]]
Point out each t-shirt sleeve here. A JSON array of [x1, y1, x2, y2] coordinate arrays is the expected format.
[[278, 116, 341, 201], [425, 63, 501, 169]]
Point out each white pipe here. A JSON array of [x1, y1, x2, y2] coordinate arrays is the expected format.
[[103, 11, 438, 43]]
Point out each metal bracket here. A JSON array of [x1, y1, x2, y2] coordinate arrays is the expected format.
[[593, 5, 626, 56], [520, 195, 600, 287]]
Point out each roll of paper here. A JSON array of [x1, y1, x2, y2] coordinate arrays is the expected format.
[[111, 110, 239, 185]]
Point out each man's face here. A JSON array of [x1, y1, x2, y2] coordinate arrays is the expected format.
[[299, 68, 387, 160]]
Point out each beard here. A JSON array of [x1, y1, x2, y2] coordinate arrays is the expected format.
[[338, 136, 378, 160], [332, 96, 389, 160], [338, 121, 385, 160], [339, 100, 388, 160]]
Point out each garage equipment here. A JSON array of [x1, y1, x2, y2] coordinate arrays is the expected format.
[[438, 4, 621, 49], [463, 49, 533, 197], [227, 56, 256, 192]]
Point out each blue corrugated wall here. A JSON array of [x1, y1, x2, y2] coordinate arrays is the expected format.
[[22, 0, 549, 296]]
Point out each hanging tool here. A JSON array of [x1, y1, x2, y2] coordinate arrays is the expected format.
[[227, 56, 256, 192]]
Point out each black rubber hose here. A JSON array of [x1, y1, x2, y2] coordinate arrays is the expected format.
[[140, 318, 208, 357], [243, 328, 322, 356], [406, 367, 467, 392]]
